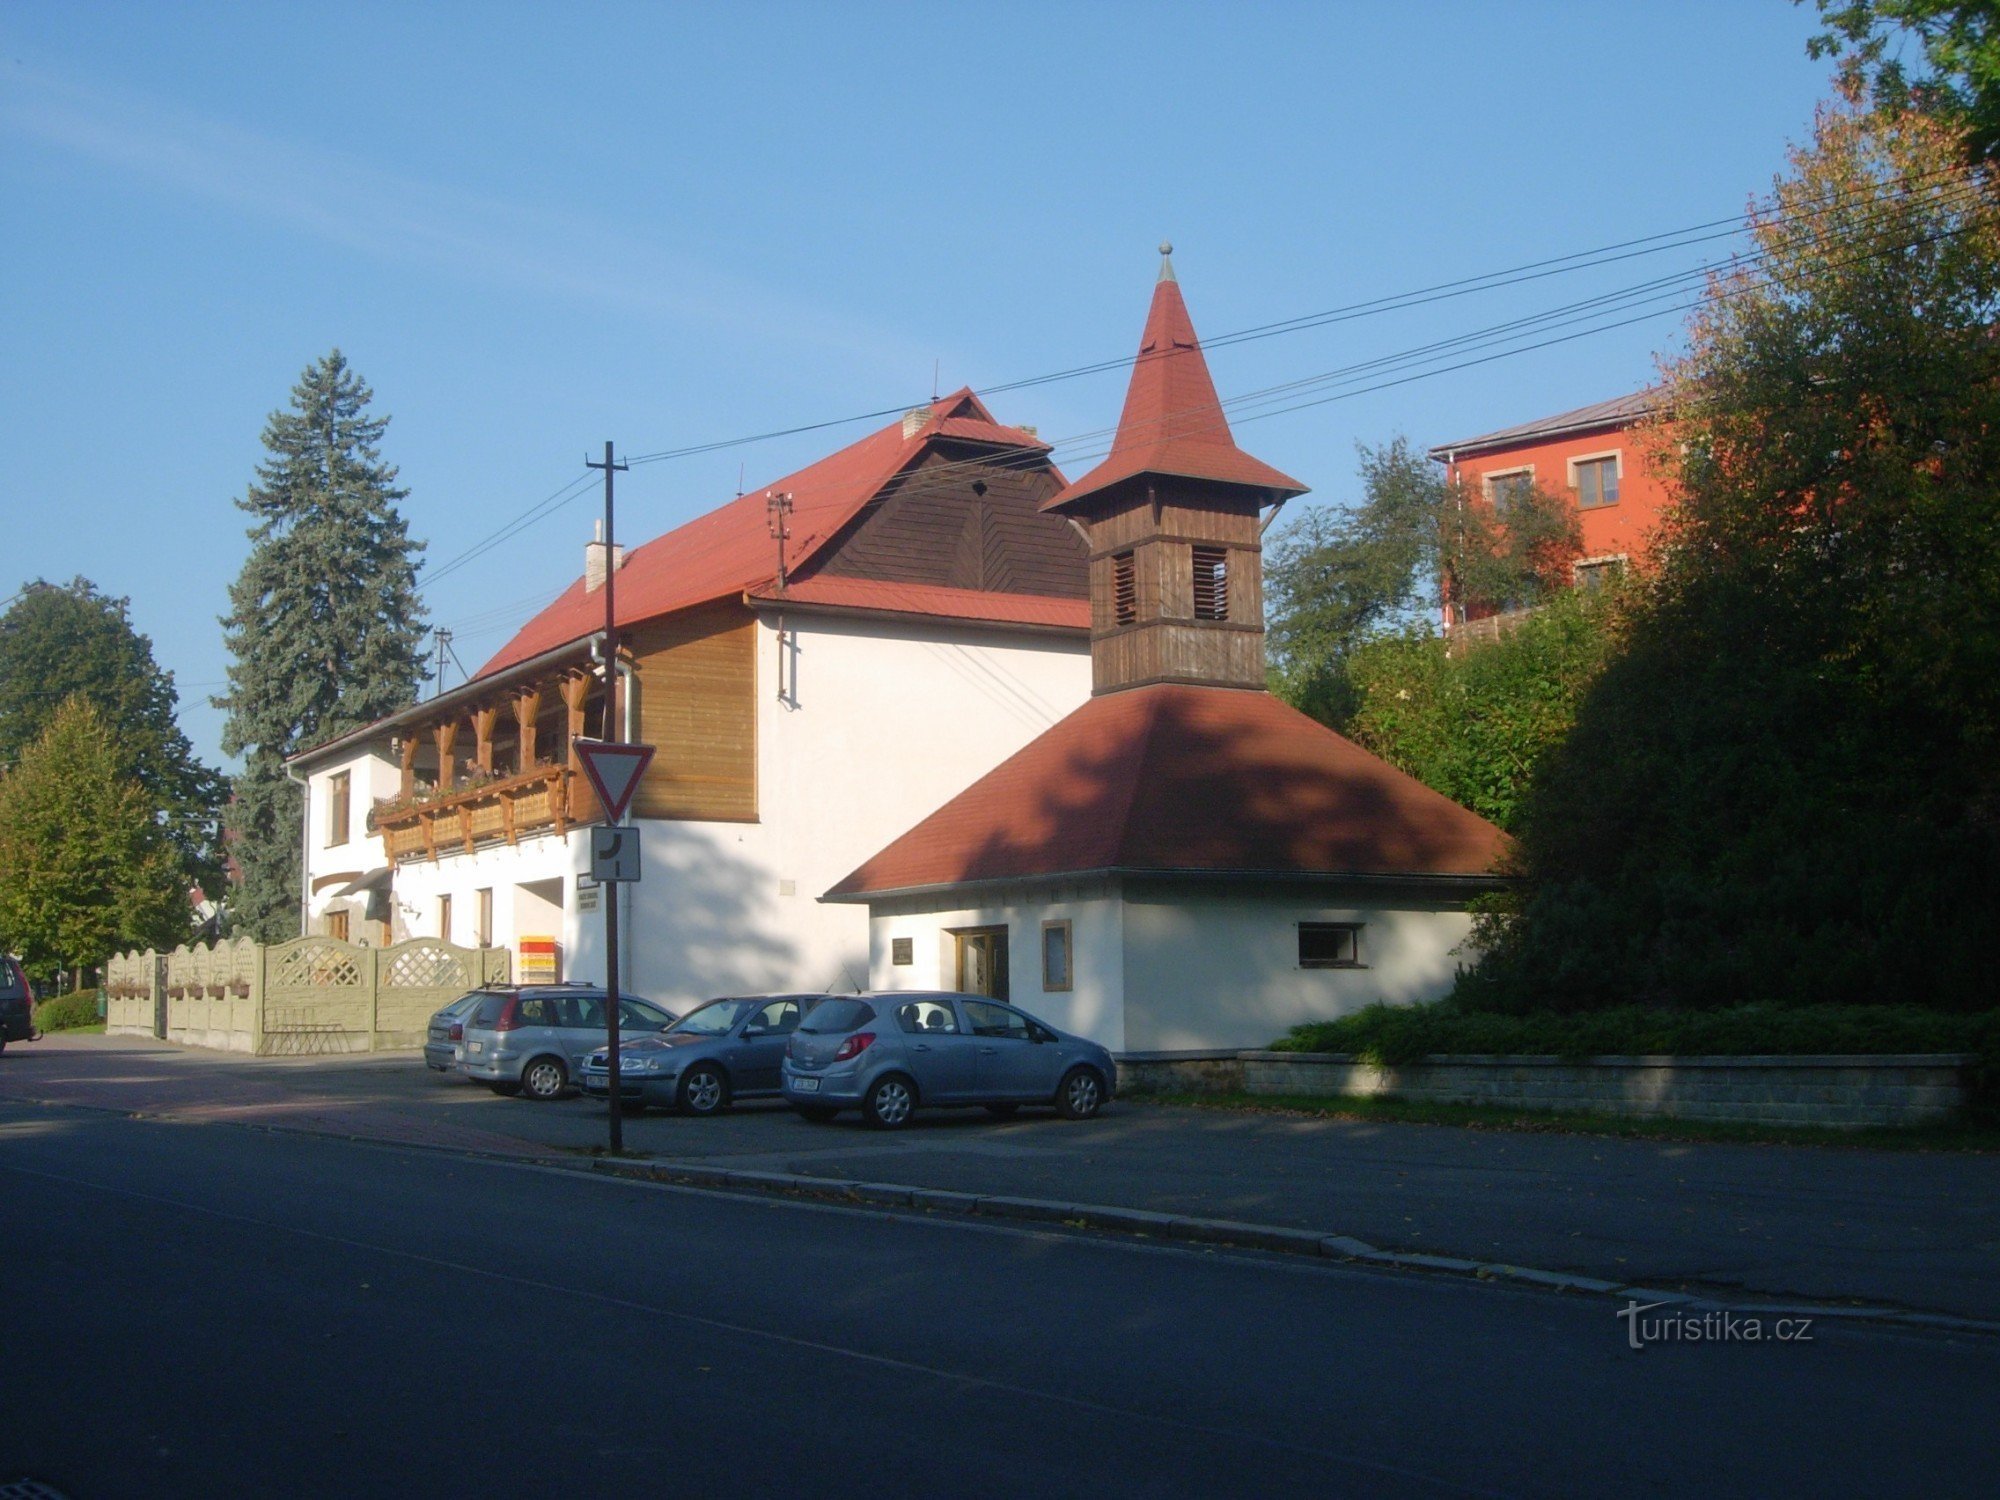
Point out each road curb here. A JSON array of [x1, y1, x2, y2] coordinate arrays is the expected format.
[[587, 1154, 2000, 1337]]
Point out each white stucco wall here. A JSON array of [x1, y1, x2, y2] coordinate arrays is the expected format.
[[1119, 889, 1475, 1052], [861, 881, 1479, 1056], [295, 609, 1092, 1011], [864, 882, 1127, 1051], [300, 752, 400, 934]]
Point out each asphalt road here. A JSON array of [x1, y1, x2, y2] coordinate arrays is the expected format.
[[3, 1097, 1997, 1498], [7, 1034, 1999, 1319]]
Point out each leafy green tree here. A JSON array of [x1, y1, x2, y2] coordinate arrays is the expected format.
[[0, 697, 189, 983], [1807, 0, 2000, 163], [1338, 587, 1625, 832], [1464, 104, 2000, 1013], [216, 351, 429, 941], [0, 578, 226, 893], [1266, 436, 1581, 724]]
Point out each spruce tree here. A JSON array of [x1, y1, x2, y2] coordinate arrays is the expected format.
[[217, 351, 428, 941], [0, 578, 227, 895]]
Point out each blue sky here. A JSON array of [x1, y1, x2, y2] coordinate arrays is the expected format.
[[2, 1, 1836, 770]]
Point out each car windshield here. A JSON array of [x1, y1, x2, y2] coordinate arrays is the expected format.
[[799, 999, 876, 1035], [667, 999, 755, 1037], [625, 999, 673, 1030]]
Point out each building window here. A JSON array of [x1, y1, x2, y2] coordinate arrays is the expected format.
[[325, 909, 349, 942], [1572, 454, 1620, 509], [1298, 922, 1364, 969], [1041, 920, 1072, 992], [326, 772, 350, 848], [1574, 556, 1627, 591], [1192, 546, 1228, 621], [1484, 469, 1533, 515], [475, 888, 493, 948], [1111, 551, 1137, 626], [438, 894, 453, 944], [953, 926, 1009, 1000], [891, 936, 914, 966]]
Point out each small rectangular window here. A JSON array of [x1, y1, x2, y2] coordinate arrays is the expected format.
[[438, 894, 453, 944], [1298, 922, 1363, 969], [1112, 551, 1137, 626], [1575, 557, 1626, 591], [891, 936, 914, 966], [1192, 546, 1228, 621], [325, 909, 349, 942], [475, 888, 493, 948], [1486, 470, 1532, 515], [326, 772, 350, 848], [1574, 455, 1620, 509], [1041, 920, 1072, 992]]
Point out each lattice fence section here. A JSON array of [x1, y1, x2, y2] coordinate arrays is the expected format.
[[268, 939, 365, 991]]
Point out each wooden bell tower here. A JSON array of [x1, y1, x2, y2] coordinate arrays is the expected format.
[[1042, 246, 1307, 696]]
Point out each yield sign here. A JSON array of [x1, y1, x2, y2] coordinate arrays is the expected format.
[[573, 738, 655, 823]]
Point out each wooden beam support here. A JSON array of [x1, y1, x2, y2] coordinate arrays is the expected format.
[[514, 688, 542, 775], [434, 720, 460, 792], [400, 736, 419, 800], [472, 705, 498, 776]]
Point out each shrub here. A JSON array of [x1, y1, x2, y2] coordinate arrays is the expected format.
[[32, 988, 102, 1032]]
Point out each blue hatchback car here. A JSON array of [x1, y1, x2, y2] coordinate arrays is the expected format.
[[781, 991, 1116, 1129], [580, 993, 833, 1115]]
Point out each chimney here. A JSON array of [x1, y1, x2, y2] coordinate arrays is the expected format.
[[584, 519, 625, 593], [902, 407, 931, 440]]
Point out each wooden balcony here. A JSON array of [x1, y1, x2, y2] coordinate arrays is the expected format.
[[370, 764, 603, 864]]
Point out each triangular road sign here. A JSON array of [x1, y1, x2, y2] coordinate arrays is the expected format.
[[573, 739, 655, 823]]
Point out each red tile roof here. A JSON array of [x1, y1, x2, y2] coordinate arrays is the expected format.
[[743, 576, 1087, 632], [477, 390, 1059, 676], [826, 683, 1510, 898], [1046, 262, 1306, 512]]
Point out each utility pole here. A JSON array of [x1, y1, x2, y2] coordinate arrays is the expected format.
[[588, 440, 630, 1152], [432, 628, 454, 698]]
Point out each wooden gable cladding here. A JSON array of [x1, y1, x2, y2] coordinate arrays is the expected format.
[[815, 445, 1087, 598], [626, 604, 758, 823]]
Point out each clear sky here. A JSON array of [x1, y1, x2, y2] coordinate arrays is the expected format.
[[2, 1, 1838, 771]]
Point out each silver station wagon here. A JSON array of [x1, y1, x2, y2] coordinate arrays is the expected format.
[[458, 984, 675, 1101], [781, 991, 1116, 1129]]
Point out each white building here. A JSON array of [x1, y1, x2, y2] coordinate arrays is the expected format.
[[824, 255, 1511, 1052], [288, 391, 1094, 1012]]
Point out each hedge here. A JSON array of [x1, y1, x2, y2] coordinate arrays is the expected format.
[[32, 989, 102, 1032]]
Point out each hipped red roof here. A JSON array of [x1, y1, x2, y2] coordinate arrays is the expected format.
[[743, 576, 1087, 631], [826, 683, 1509, 898], [1046, 265, 1306, 512], [477, 391, 1058, 676]]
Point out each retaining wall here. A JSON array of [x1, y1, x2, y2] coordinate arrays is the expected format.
[[1116, 1051, 1976, 1128]]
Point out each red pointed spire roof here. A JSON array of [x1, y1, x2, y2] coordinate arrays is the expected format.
[[1045, 250, 1306, 512]]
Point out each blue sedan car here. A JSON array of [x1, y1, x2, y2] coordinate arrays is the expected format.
[[781, 991, 1116, 1129], [581, 993, 833, 1115]]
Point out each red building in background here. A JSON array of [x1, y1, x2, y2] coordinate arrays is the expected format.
[[1429, 389, 1669, 625]]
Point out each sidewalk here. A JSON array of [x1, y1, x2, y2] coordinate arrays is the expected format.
[[8, 1032, 1998, 1320]]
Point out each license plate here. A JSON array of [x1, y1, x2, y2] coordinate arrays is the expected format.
[[791, 1076, 820, 1093], [469, 1042, 483, 1054]]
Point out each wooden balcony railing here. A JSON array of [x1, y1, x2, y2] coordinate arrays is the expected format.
[[370, 764, 602, 864]]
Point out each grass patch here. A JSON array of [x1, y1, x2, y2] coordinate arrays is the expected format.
[[1144, 1090, 2000, 1152]]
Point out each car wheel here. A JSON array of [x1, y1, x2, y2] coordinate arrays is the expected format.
[[1056, 1066, 1104, 1121], [489, 1080, 522, 1096], [864, 1075, 916, 1130], [793, 1105, 839, 1123], [678, 1064, 729, 1117], [984, 1103, 1020, 1119], [520, 1056, 569, 1101]]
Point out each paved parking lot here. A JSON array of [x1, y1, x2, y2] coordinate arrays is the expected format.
[[7, 1031, 1999, 1318]]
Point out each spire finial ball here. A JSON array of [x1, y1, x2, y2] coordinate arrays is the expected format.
[[1159, 241, 1173, 256]]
